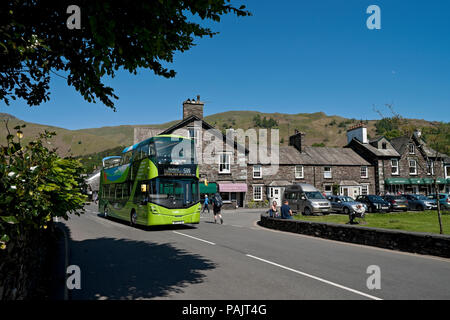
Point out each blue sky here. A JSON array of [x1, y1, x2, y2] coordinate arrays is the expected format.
[[2, 0, 450, 129]]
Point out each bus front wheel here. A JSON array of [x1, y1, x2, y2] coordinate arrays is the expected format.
[[130, 210, 138, 227]]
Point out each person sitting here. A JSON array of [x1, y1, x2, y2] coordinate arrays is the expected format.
[[268, 201, 278, 217], [280, 200, 293, 219]]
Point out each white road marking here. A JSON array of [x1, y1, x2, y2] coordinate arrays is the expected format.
[[246, 254, 383, 300], [173, 231, 216, 245]]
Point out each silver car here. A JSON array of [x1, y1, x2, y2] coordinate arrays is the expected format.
[[327, 195, 367, 216], [405, 194, 437, 211], [284, 183, 331, 216]]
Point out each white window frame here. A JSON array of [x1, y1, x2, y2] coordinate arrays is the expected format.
[[427, 160, 434, 175], [295, 165, 304, 179], [361, 184, 369, 196], [269, 187, 274, 198], [409, 159, 417, 175], [391, 159, 399, 175], [188, 127, 201, 147], [253, 185, 263, 201], [360, 166, 368, 179], [324, 166, 332, 179], [409, 144, 415, 154], [219, 153, 231, 174], [445, 165, 450, 179], [253, 165, 262, 179]]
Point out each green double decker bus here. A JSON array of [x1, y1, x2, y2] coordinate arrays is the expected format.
[[98, 135, 201, 226]]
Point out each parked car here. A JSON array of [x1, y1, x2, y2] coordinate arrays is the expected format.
[[284, 183, 331, 215], [427, 193, 450, 210], [355, 195, 391, 213], [327, 195, 367, 216], [405, 194, 437, 211], [383, 195, 409, 212]]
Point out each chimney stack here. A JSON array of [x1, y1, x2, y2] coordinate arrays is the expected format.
[[346, 123, 368, 144], [289, 130, 304, 153], [183, 95, 204, 120], [414, 129, 422, 139]]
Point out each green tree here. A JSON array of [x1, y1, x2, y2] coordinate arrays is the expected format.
[[0, 124, 86, 249], [0, 1, 250, 109]]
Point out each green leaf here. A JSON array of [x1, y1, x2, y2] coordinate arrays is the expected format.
[[1, 216, 19, 224]]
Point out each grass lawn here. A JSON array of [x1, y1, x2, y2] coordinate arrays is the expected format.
[[293, 210, 450, 235]]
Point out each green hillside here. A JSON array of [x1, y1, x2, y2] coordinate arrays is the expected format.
[[0, 111, 448, 163]]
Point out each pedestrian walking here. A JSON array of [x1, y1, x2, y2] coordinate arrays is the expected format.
[[92, 190, 98, 204], [202, 195, 210, 213], [212, 192, 224, 224]]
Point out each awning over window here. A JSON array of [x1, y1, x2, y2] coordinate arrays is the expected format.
[[421, 178, 446, 185], [218, 183, 247, 192], [409, 178, 424, 185], [385, 178, 410, 185], [199, 182, 217, 194]]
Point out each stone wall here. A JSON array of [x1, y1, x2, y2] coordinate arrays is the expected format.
[[260, 215, 450, 258], [0, 226, 54, 300]]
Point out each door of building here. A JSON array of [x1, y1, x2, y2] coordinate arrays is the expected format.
[[272, 188, 281, 207], [342, 187, 349, 196]]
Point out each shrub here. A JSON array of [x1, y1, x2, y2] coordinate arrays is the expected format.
[[0, 124, 87, 250], [247, 200, 269, 209]]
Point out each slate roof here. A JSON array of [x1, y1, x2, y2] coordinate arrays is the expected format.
[[277, 146, 370, 166], [349, 137, 400, 157], [390, 135, 448, 159], [389, 136, 411, 155]]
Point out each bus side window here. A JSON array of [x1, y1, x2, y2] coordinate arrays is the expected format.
[[141, 144, 149, 158], [149, 143, 156, 158]]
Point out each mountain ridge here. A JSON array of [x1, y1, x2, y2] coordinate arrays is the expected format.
[[0, 111, 445, 157]]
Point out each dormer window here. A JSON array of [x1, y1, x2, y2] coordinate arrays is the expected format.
[[382, 142, 387, 150], [409, 144, 415, 154]]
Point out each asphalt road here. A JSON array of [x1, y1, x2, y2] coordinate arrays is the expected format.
[[61, 202, 450, 300]]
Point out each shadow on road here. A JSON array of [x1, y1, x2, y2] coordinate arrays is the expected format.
[[96, 213, 198, 231], [59, 224, 217, 300]]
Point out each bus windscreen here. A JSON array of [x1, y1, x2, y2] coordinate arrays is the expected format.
[[154, 137, 196, 165]]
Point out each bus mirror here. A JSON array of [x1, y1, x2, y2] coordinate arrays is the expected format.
[[141, 184, 147, 192]]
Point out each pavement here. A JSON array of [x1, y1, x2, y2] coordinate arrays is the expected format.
[[60, 202, 450, 300]]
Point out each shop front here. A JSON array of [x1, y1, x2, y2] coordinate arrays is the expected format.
[[385, 177, 449, 195], [218, 182, 247, 209]]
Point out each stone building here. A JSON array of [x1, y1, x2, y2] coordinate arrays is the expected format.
[[134, 98, 377, 208], [135, 96, 249, 209], [347, 124, 450, 195], [247, 131, 375, 206]]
